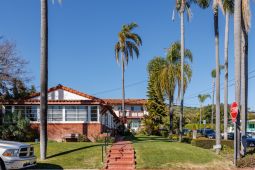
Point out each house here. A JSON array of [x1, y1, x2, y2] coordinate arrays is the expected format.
[[0, 84, 120, 141], [103, 99, 148, 131]]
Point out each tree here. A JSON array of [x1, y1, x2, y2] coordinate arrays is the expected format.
[[0, 40, 28, 99], [174, 0, 210, 142], [40, 0, 48, 160], [198, 94, 211, 127], [222, 0, 234, 141], [160, 42, 192, 136], [210, 65, 224, 129], [240, 0, 250, 156], [114, 22, 142, 125], [234, 0, 241, 161], [145, 57, 167, 135], [40, 0, 62, 160]]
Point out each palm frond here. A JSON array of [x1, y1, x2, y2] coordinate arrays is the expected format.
[[242, 0, 251, 33], [223, 0, 234, 14], [114, 42, 120, 63]]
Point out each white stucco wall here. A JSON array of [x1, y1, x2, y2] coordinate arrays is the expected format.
[[31, 89, 91, 100]]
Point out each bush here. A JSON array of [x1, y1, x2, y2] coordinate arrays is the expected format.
[[237, 155, 255, 168], [169, 134, 179, 141], [0, 112, 38, 142], [77, 134, 89, 142], [182, 137, 192, 144], [160, 130, 169, 138], [191, 138, 234, 149]]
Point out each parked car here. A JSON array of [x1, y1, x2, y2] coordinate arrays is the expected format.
[[0, 140, 36, 169], [246, 135, 255, 147], [183, 128, 191, 135], [200, 129, 216, 139], [227, 132, 234, 140]]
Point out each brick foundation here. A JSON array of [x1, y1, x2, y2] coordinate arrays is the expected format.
[[31, 123, 102, 142]]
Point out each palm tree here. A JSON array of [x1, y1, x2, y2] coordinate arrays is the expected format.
[[240, 0, 250, 156], [174, 0, 210, 142], [114, 23, 142, 126], [222, 0, 234, 141], [198, 94, 211, 128], [234, 0, 241, 161], [160, 42, 192, 137], [40, 0, 48, 160], [210, 66, 224, 129], [40, 0, 62, 160]]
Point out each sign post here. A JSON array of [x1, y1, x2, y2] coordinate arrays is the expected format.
[[230, 102, 239, 166]]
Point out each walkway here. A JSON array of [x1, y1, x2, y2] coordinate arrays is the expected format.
[[104, 140, 135, 170]]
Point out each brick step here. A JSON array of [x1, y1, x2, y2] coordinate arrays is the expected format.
[[107, 159, 135, 164], [105, 167, 135, 170], [109, 150, 134, 154], [107, 157, 134, 161], [108, 153, 135, 158], [105, 164, 135, 169], [111, 145, 133, 149]]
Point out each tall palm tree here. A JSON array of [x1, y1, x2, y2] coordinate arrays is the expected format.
[[234, 0, 241, 161], [114, 23, 142, 125], [222, 0, 234, 141], [212, 0, 224, 154], [40, 0, 62, 160], [240, 0, 250, 156], [198, 94, 211, 128], [174, 0, 210, 142], [210, 66, 224, 129], [160, 42, 192, 136], [40, 0, 48, 160]]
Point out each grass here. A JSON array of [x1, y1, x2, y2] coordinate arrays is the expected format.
[[28, 142, 105, 169], [132, 135, 234, 169]]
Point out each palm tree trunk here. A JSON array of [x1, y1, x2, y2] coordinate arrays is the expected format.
[[211, 78, 215, 128], [169, 97, 174, 135], [214, 6, 221, 154], [179, 1, 185, 143], [240, 16, 248, 156], [40, 0, 48, 160], [121, 52, 126, 126], [224, 11, 230, 140], [200, 104, 202, 128], [234, 0, 241, 160]]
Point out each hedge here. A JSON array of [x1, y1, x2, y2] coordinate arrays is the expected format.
[[191, 138, 234, 149], [237, 155, 255, 168]]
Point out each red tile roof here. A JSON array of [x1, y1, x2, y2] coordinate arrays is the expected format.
[[103, 99, 147, 105]]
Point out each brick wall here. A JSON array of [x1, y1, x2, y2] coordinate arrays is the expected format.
[[31, 123, 102, 142]]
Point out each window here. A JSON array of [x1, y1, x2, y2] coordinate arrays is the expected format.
[[77, 106, 88, 121], [90, 106, 98, 122], [130, 106, 143, 112], [14, 106, 25, 115], [25, 106, 38, 121], [5, 106, 12, 114], [117, 105, 122, 111], [249, 124, 255, 129], [131, 120, 140, 128], [65, 106, 88, 121], [48, 106, 63, 121]]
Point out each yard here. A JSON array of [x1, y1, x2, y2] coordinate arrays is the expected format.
[[132, 135, 234, 169], [29, 142, 104, 169]]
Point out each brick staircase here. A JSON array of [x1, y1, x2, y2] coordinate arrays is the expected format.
[[104, 141, 135, 170]]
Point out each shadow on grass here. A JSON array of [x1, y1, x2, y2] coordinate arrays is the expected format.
[[27, 163, 63, 169], [46, 144, 102, 159]]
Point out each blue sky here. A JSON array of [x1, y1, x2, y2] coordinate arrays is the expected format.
[[0, 0, 254, 110]]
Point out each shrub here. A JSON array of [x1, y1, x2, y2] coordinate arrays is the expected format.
[[237, 155, 255, 168], [169, 134, 179, 141], [77, 134, 89, 142], [191, 138, 234, 149], [182, 137, 192, 144], [0, 112, 38, 142], [160, 130, 169, 138]]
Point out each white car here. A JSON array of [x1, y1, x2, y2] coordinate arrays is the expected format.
[[0, 140, 36, 170]]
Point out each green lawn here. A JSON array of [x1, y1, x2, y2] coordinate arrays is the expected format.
[[29, 142, 104, 169], [133, 135, 234, 169]]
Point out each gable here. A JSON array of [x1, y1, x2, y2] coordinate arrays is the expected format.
[[31, 89, 91, 100]]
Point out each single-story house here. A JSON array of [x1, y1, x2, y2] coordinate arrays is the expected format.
[[0, 84, 120, 141]]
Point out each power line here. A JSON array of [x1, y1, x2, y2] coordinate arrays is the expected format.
[[92, 80, 147, 95]]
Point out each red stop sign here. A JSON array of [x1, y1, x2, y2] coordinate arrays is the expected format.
[[230, 102, 239, 123]]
